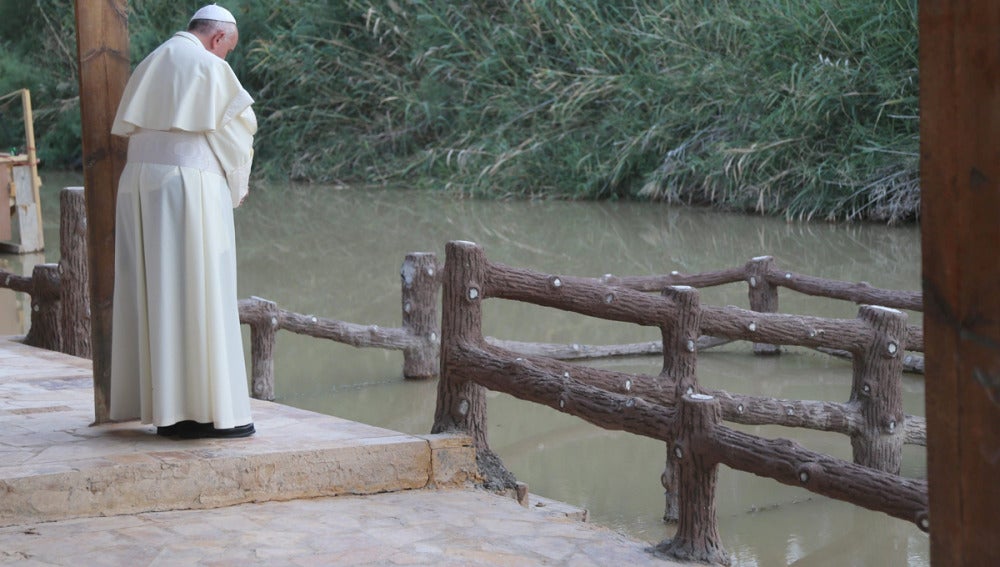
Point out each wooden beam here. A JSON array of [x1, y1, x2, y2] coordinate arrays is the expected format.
[[21, 89, 43, 244], [920, 1, 1000, 564], [74, 1, 129, 423]]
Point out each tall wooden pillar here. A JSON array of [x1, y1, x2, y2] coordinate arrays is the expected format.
[[74, 1, 129, 423], [920, 1, 1000, 564]]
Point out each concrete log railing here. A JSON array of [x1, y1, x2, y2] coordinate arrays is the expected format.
[[0, 263, 61, 350], [598, 254, 924, 368], [22, 264, 61, 349], [432, 241, 928, 564], [237, 252, 441, 400], [483, 254, 925, 448], [59, 187, 91, 358], [600, 254, 922, 311], [0, 188, 93, 354]]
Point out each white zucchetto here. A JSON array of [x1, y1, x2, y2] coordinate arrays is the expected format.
[[190, 4, 237, 24]]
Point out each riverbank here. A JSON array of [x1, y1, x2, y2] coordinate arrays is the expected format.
[[2, 1, 918, 221]]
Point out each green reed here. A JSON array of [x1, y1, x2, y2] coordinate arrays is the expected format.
[[0, 0, 919, 221]]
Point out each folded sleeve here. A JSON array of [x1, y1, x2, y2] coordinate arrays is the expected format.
[[206, 90, 257, 207]]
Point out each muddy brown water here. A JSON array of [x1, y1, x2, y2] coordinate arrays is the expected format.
[[4, 172, 927, 565]]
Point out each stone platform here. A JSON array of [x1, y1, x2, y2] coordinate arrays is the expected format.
[[0, 337, 678, 565], [0, 337, 473, 527]]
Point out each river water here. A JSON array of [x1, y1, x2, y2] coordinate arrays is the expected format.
[[3, 171, 927, 565]]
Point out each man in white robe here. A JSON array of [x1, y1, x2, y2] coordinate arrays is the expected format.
[[109, 4, 257, 438]]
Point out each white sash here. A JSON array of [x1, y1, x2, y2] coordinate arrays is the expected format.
[[127, 129, 224, 177]]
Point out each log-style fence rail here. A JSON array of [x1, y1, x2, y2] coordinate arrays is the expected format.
[[600, 255, 922, 310], [430, 240, 927, 564], [0, 187, 91, 357], [237, 250, 440, 399], [481, 254, 926, 446], [491, 263, 924, 353]]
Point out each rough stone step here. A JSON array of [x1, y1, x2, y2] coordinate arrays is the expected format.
[[0, 337, 476, 527]]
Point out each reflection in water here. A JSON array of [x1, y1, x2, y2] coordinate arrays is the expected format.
[[18, 173, 927, 565]]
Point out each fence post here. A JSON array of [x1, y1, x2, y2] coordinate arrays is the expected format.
[[401, 252, 440, 379], [431, 241, 517, 488], [851, 305, 907, 473], [24, 264, 61, 351], [655, 393, 729, 565], [745, 256, 780, 355], [247, 296, 279, 401], [59, 187, 91, 358], [659, 285, 702, 523], [432, 241, 488, 446]]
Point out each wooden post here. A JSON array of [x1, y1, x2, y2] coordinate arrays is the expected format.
[[920, 1, 1000, 563], [432, 241, 488, 448], [654, 393, 729, 565], [433, 240, 520, 490], [401, 252, 440, 379], [24, 264, 61, 351], [59, 187, 91, 358], [246, 297, 279, 401], [849, 305, 907, 474], [0, 162, 10, 242], [659, 285, 701, 523], [745, 256, 780, 355], [74, 1, 129, 423]]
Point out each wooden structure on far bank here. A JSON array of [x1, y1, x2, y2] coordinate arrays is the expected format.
[[0, 89, 44, 254]]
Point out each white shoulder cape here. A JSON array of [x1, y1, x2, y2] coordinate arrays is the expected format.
[[112, 32, 256, 207]]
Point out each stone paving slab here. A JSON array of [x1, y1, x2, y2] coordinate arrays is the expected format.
[[0, 488, 678, 566]]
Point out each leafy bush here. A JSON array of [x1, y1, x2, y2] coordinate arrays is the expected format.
[[240, 0, 918, 221], [0, 0, 919, 221], [0, 0, 81, 167]]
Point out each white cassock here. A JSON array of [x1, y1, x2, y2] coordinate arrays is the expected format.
[[109, 31, 257, 429]]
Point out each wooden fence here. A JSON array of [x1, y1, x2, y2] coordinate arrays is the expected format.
[[0, 188, 89, 356], [237, 250, 440, 399], [430, 240, 928, 565], [484, 255, 927, 374]]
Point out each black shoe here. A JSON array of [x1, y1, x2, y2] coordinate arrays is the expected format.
[[206, 423, 256, 438], [156, 420, 202, 437], [156, 425, 176, 436], [178, 422, 255, 439]]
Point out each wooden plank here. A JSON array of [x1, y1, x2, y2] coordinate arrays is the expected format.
[[0, 164, 10, 241], [20, 90, 43, 243], [11, 165, 42, 253], [73, 1, 129, 423], [920, 1, 1000, 564]]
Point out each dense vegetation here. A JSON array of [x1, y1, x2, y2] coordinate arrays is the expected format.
[[0, 0, 919, 222]]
